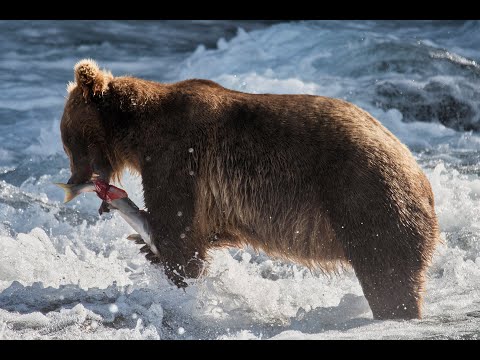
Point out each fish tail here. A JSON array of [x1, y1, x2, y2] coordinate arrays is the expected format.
[[54, 183, 79, 203]]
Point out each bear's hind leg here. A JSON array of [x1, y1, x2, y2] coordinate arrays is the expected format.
[[351, 256, 425, 320], [342, 227, 434, 320], [338, 181, 438, 319]]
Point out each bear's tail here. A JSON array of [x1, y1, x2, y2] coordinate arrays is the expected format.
[[73, 58, 112, 99]]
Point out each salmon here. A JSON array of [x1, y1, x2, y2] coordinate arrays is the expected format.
[[55, 180, 158, 255]]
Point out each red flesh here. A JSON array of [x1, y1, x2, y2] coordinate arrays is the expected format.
[[93, 179, 128, 202]]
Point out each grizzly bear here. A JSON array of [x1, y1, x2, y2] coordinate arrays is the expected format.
[[60, 59, 439, 320]]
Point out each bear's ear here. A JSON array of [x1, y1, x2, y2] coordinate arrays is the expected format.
[[74, 59, 112, 100]]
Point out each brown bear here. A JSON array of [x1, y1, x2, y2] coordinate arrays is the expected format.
[[60, 59, 440, 320]]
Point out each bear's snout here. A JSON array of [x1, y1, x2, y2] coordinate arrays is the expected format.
[[67, 164, 93, 185]]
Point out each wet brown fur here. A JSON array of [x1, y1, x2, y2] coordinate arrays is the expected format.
[[60, 59, 440, 320]]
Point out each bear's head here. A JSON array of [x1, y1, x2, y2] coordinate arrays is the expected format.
[[60, 59, 117, 184]]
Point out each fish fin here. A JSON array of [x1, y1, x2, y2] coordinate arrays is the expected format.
[[53, 183, 77, 203], [98, 201, 111, 215], [127, 234, 144, 244], [145, 253, 160, 263], [140, 245, 152, 253]]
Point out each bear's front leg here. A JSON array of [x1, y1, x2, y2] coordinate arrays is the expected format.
[[148, 219, 205, 289], [141, 144, 205, 288]]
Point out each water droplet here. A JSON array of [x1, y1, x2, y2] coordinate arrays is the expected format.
[[188, 148, 194, 153], [180, 233, 186, 239], [109, 304, 119, 313], [189, 171, 194, 176], [177, 211, 183, 217], [178, 327, 185, 335]]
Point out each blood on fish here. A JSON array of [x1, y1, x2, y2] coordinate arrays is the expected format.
[[93, 179, 128, 202]]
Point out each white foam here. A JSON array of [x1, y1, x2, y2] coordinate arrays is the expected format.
[[0, 227, 132, 291]]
